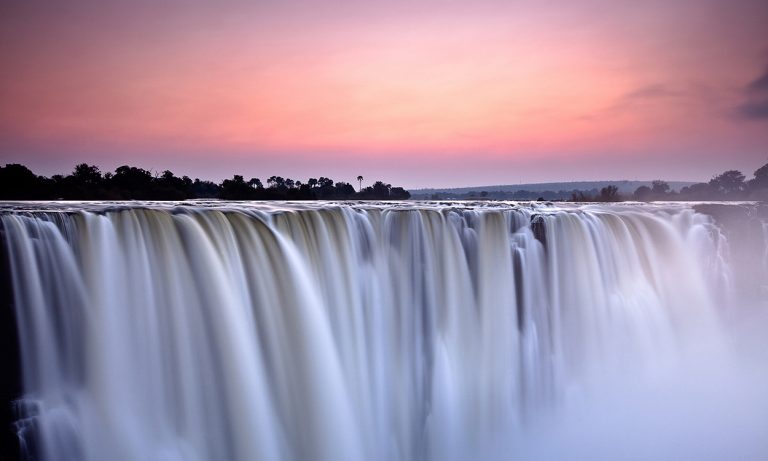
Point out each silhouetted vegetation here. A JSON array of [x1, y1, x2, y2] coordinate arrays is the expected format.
[[413, 161, 768, 202], [599, 185, 620, 202], [521, 163, 764, 202], [575, 161, 768, 202], [4, 161, 768, 202], [0, 163, 410, 201], [423, 188, 606, 201]]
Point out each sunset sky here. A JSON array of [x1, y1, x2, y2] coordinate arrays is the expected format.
[[1, 0, 767, 188]]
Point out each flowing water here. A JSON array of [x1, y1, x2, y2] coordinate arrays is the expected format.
[[1, 201, 767, 461]]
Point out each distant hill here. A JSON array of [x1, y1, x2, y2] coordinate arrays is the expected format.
[[410, 180, 696, 200]]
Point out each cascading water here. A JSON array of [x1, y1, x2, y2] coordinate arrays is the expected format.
[[763, 221, 768, 291], [1, 202, 767, 461]]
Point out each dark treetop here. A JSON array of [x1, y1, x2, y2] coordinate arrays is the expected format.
[[0, 164, 411, 201]]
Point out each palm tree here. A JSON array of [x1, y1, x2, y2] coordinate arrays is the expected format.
[[357, 175, 363, 192]]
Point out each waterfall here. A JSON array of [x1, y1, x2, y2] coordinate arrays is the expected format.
[[1, 202, 766, 461]]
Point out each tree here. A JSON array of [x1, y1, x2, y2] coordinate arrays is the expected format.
[[390, 187, 411, 200], [372, 181, 390, 197], [709, 170, 745, 196], [633, 185, 652, 201], [0, 164, 47, 199], [749, 161, 768, 191], [154, 169, 191, 199], [111, 165, 154, 198], [679, 182, 715, 200], [72, 163, 102, 185], [357, 175, 363, 192], [220, 175, 254, 199], [571, 191, 591, 201], [651, 180, 670, 196], [599, 185, 620, 201], [248, 178, 263, 189], [267, 176, 289, 190], [334, 182, 356, 198], [192, 178, 221, 198]]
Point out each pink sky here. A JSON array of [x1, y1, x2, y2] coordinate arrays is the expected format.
[[1, 0, 767, 188]]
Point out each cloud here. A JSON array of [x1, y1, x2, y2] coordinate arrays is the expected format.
[[735, 65, 768, 120], [622, 84, 679, 100], [736, 100, 768, 119], [746, 66, 768, 93], [577, 84, 680, 121]]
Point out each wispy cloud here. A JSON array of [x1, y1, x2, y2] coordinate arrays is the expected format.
[[746, 66, 768, 93], [622, 84, 679, 101], [736, 64, 768, 120], [578, 83, 680, 121]]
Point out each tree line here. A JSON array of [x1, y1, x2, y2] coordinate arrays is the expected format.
[[0, 163, 411, 201], [419, 188, 614, 201], [414, 162, 768, 202], [579, 162, 768, 202]]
